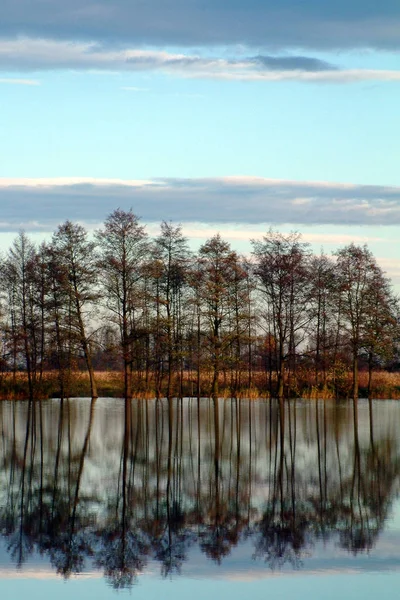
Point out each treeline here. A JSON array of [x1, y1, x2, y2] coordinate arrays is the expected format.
[[0, 209, 398, 400]]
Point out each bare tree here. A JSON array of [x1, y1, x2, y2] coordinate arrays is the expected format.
[[252, 230, 311, 399], [42, 243, 74, 398], [361, 263, 399, 398], [196, 234, 248, 399], [335, 244, 386, 401], [1, 232, 43, 399], [96, 209, 148, 398], [152, 221, 190, 398], [308, 252, 337, 392], [51, 221, 99, 399]]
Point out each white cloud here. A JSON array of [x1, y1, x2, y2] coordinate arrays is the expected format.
[[0, 77, 40, 85], [188, 68, 400, 84], [179, 225, 384, 245], [375, 257, 400, 283], [1, 38, 400, 84]]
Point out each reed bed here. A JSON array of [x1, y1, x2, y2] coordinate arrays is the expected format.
[[1, 369, 400, 400]]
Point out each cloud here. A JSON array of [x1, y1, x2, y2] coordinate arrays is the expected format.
[[192, 69, 400, 84], [252, 55, 338, 72], [179, 225, 385, 245], [1, 1, 400, 51], [2, 176, 400, 231], [0, 77, 39, 85], [1, 38, 400, 84]]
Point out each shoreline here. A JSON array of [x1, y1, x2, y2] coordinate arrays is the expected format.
[[1, 369, 400, 401]]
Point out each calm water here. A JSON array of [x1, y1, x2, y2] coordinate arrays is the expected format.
[[1, 397, 400, 599]]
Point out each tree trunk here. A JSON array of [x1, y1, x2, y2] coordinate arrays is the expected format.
[[367, 351, 373, 400], [352, 350, 358, 401], [277, 353, 285, 400]]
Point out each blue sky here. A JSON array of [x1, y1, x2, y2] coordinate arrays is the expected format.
[[1, 1, 400, 282]]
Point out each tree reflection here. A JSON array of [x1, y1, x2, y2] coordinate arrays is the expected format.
[[254, 400, 308, 569], [0, 398, 400, 582], [148, 399, 193, 577], [95, 398, 149, 588], [337, 401, 397, 554], [47, 397, 96, 578]]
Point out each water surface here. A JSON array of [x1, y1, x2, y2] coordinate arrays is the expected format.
[[1, 397, 400, 598]]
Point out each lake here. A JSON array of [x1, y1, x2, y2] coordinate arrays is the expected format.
[[1, 397, 400, 599]]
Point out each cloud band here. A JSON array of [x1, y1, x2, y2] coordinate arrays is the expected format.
[[1, 176, 400, 231], [1, 1, 400, 51], [1, 39, 400, 84]]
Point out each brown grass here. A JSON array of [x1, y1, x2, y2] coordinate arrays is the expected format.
[[1, 368, 400, 400]]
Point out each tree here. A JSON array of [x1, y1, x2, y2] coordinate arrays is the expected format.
[[361, 264, 399, 398], [51, 221, 99, 399], [335, 244, 388, 401], [252, 230, 311, 399], [196, 234, 248, 399], [1, 232, 44, 399], [42, 242, 74, 398], [308, 252, 337, 391], [95, 209, 148, 398], [151, 221, 190, 398]]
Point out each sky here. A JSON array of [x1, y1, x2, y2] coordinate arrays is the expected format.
[[1, 1, 400, 283]]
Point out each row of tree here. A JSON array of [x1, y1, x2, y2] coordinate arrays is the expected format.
[[0, 209, 398, 400]]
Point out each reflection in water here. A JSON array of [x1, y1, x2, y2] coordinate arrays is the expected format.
[[0, 398, 399, 588]]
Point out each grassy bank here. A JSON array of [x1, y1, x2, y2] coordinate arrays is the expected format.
[[1, 369, 400, 400]]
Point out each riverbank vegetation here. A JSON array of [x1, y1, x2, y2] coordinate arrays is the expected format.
[[2, 368, 400, 401], [0, 210, 399, 400]]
